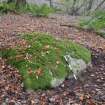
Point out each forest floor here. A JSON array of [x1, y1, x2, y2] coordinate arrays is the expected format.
[[0, 13, 105, 105]]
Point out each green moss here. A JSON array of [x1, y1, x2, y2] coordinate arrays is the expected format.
[[0, 32, 91, 90], [0, 48, 17, 58]]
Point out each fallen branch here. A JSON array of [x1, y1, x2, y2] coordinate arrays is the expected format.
[[60, 23, 90, 31], [60, 23, 105, 39]]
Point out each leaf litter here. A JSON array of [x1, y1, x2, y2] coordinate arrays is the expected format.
[[0, 13, 105, 105]]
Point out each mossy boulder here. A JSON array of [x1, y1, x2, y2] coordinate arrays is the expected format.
[[0, 32, 91, 90]]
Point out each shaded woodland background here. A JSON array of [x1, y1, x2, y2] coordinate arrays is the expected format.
[[1, 0, 105, 15]]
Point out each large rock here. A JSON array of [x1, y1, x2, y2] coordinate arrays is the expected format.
[[0, 32, 91, 90], [51, 55, 89, 87], [64, 55, 90, 78]]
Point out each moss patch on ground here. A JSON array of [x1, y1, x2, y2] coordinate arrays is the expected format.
[[0, 32, 91, 90]]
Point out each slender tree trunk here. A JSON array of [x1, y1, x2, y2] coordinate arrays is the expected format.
[[94, 0, 105, 11], [71, 0, 77, 15], [74, 0, 87, 15], [87, 0, 94, 11], [49, 0, 53, 7]]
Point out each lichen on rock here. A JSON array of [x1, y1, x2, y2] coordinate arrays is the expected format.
[[64, 55, 90, 79]]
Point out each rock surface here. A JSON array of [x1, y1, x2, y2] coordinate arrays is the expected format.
[[64, 55, 87, 75]]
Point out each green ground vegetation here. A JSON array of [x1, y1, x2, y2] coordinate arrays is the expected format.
[[0, 32, 91, 90], [0, 2, 54, 17], [80, 11, 105, 38]]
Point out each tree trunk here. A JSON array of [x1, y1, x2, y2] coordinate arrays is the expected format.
[[71, 0, 77, 15], [7, 0, 16, 3], [16, 0, 26, 8], [87, 0, 94, 11], [94, 0, 105, 11], [49, 0, 53, 7], [74, 0, 87, 15]]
